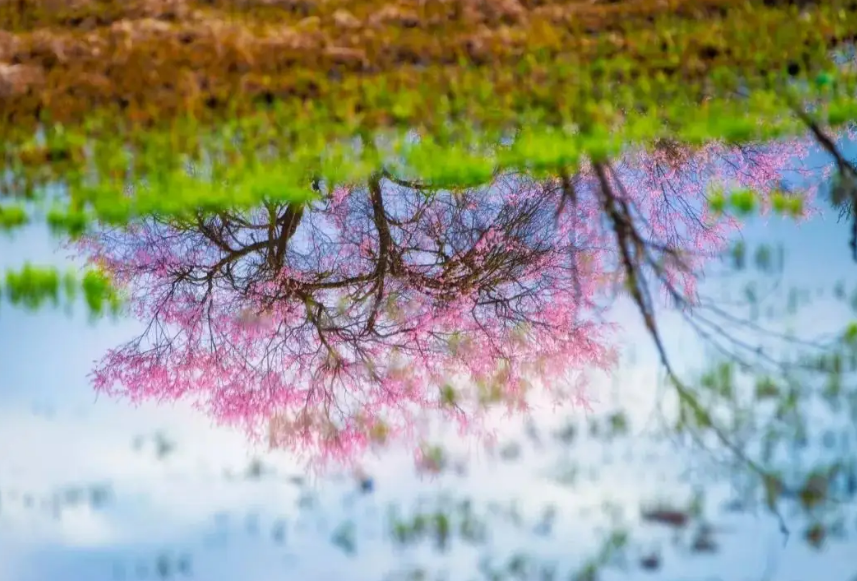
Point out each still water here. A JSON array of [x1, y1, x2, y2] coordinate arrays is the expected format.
[[2, 138, 857, 581]]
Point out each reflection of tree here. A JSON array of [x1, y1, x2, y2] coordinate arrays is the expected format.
[[664, 248, 857, 548], [792, 109, 857, 257], [83, 170, 614, 463], [78, 136, 816, 464], [639, 113, 857, 542]]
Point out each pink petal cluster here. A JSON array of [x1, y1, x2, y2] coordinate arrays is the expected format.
[[78, 135, 818, 467]]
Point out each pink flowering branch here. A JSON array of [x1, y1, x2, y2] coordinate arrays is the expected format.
[[77, 134, 821, 468]]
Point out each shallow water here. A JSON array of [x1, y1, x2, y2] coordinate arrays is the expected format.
[[3, 144, 857, 581]]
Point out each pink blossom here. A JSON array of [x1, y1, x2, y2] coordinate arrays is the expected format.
[[76, 135, 822, 468]]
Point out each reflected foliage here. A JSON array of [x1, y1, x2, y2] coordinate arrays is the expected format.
[[670, 240, 857, 550], [2, 40, 857, 580], [72, 133, 827, 465]]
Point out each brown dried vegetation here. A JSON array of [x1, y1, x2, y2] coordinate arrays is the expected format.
[[0, 0, 853, 142]]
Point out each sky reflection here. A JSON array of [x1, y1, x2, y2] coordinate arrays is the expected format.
[[2, 144, 857, 580]]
